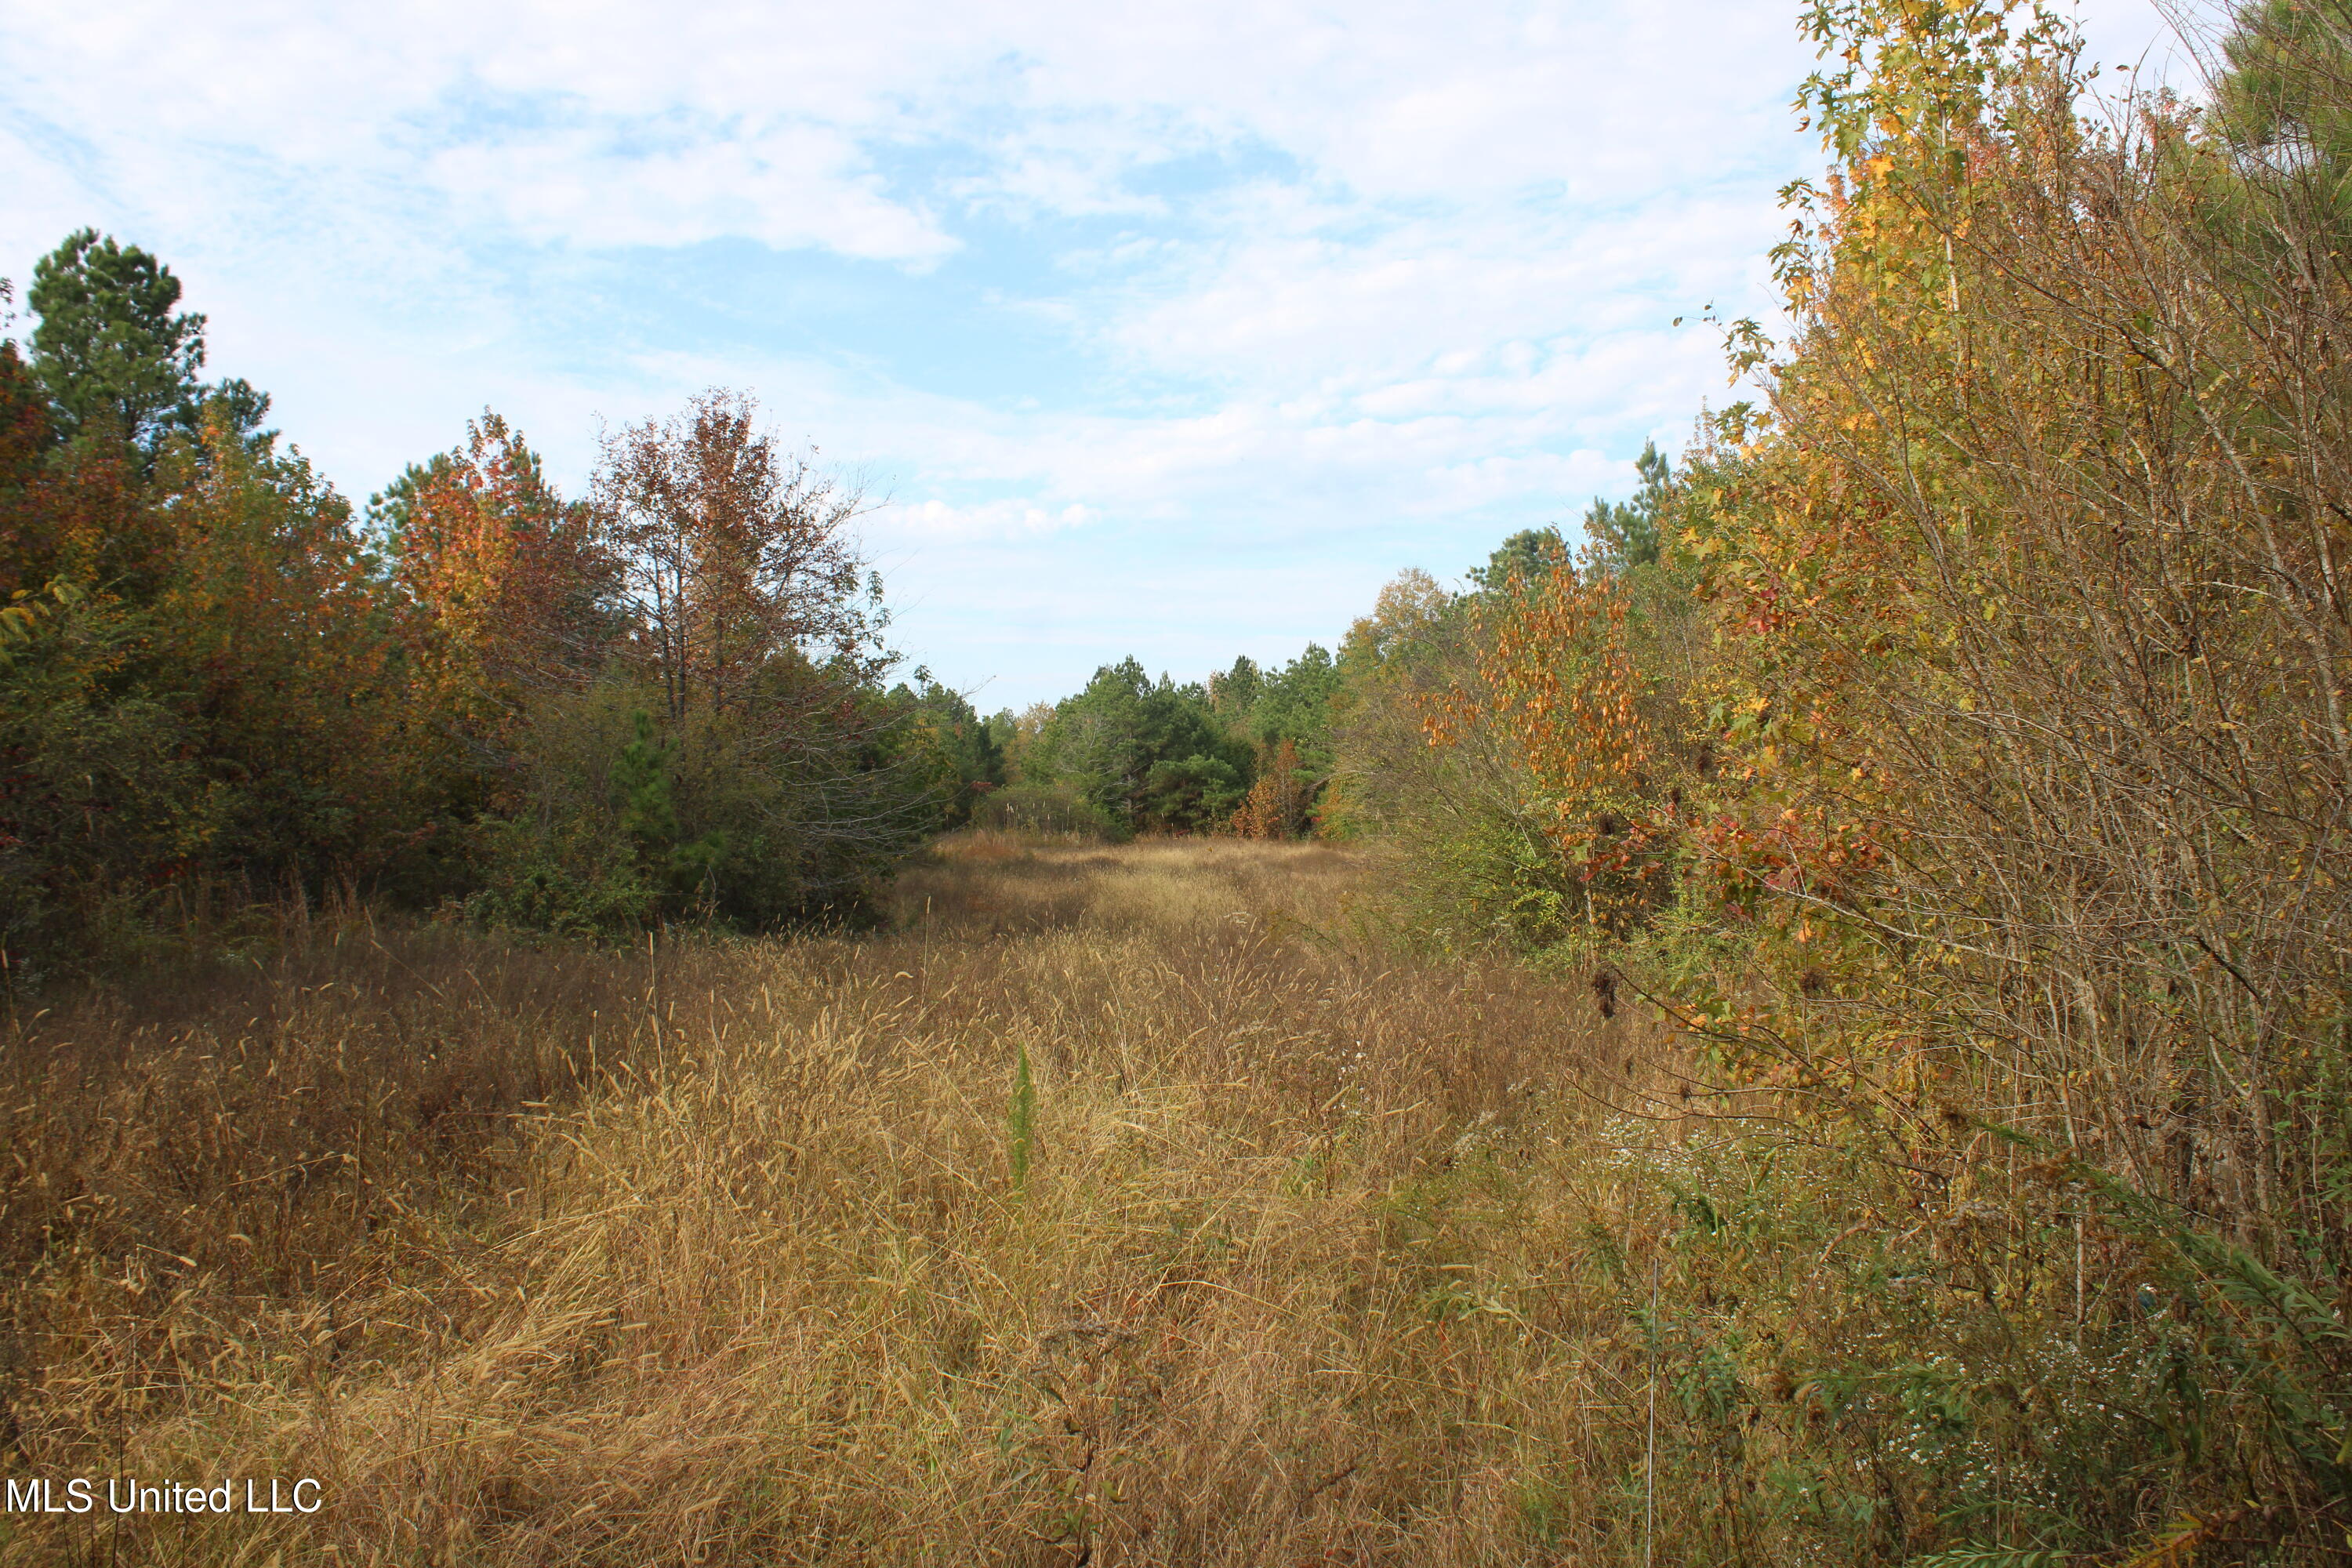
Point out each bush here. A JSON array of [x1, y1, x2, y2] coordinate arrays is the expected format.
[[0, 585, 214, 985], [460, 678, 924, 936], [969, 779, 1123, 841]]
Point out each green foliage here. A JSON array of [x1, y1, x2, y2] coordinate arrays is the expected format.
[[1007, 1040, 1036, 1191], [1323, 568, 1472, 850], [0, 232, 947, 975], [2212, 0, 2352, 170], [463, 679, 923, 937], [1029, 656, 1255, 835], [463, 802, 659, 938], [969, 779, 1123, 840], [614, 710, 729, 905], [1208, 654, 1263, 716], [202, 376, 277, 456], [27, 230, 208, 453], [1141, 752, 1247, 829], [884, 677, 1006, 832], [1403, 815, 1583, 952], [1011, 644, 1343, 840], [0, 584, 212, 981], [1468, 526, 1566, 592], [1247, 644, 1340, 762], [1584, 441, 1670, 572]]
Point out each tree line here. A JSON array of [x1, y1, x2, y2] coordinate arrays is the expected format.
[[9, 0, 2352, 1545], [1007, 0, 2352, 1548], [988, 437, 1676, 856], [0, 238, 1000, 979], [1265, 0, 2352, 1555], [971, 644, 1341, 840]]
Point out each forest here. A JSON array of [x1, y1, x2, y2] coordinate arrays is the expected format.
[[2, 0, 2349, 1563]]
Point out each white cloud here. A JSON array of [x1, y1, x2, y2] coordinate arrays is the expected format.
[[887, 498, 1097, 542], [421, 125, 956, 261]]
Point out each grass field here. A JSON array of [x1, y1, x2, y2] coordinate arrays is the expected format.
[[0, 838, 1726, 1566]]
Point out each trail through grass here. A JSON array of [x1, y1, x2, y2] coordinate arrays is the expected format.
[[0, 839, 1717, 1566]]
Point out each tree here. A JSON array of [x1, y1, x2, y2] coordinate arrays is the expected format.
[[1143, 752, 1247, 832], [1643, 1, 2352, 1546], [1325, 568, 1462, 843], [1581, 439, 1675, 566], [1033, 658, 1252, 834], [0, 320, 65, 598], [27, 230, 207, 452], [1230, 738, 1310, 838], [377, 410, 622, 747], [1, 249, 952, 964], [885, 677, 1006, 830], [2212, 0, 2352, 174], [147, 408, 419, 885], [0, 578, 206, 982], [1250, 644, 1340, 753], [1468, 526, 1566, 592], [459, 388, 931, 931], [1208, 655, 1263, 717], [592, 390, 883, 731], [1438, 542, 1692, 938], [1582, 441, 1669, 572]]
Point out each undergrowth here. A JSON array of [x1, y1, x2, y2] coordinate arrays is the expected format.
[[0, 842, 2337, 1563]]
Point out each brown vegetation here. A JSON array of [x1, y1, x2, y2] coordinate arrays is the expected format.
[[0, 841, 1715, 1566]]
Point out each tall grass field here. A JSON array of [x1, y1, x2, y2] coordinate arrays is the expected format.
[[0, 840, 2327, 1564]]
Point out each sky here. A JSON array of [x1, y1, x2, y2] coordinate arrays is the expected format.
[[2, 0, 2188, 710]]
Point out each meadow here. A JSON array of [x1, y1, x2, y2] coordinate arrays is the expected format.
[[7, 3, 2350, 1561], [0, 838, 1710, 1566]]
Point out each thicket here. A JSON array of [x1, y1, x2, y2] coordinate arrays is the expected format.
[[989, 643, 1340, 839], [0, 246, 987, 984], [1320, 0, 2352, 1556]]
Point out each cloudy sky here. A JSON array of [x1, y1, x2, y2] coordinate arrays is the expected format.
[[2, 0, 2184, 709]]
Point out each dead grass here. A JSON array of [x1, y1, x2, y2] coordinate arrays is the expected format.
[[0, 839, 1698, 1566]]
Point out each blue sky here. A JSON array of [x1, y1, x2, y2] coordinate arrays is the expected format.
[[2, 0, 2183, 710]]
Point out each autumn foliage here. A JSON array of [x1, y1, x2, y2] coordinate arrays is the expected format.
[[7, 0, 2352, 1555], [0, 263, 980, 975], [1338, 0, 2352, 1555]]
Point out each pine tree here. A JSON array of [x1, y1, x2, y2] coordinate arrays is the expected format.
[[27, 230, 207, 452]]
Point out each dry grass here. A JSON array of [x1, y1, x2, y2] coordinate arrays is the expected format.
[[0, 838, 1705, 1566]]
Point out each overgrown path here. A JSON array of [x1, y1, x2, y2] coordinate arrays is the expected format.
[[2, 840, 1685, 1566]]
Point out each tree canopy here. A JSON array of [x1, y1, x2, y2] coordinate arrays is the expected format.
[[27, 229, 209, 452]]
